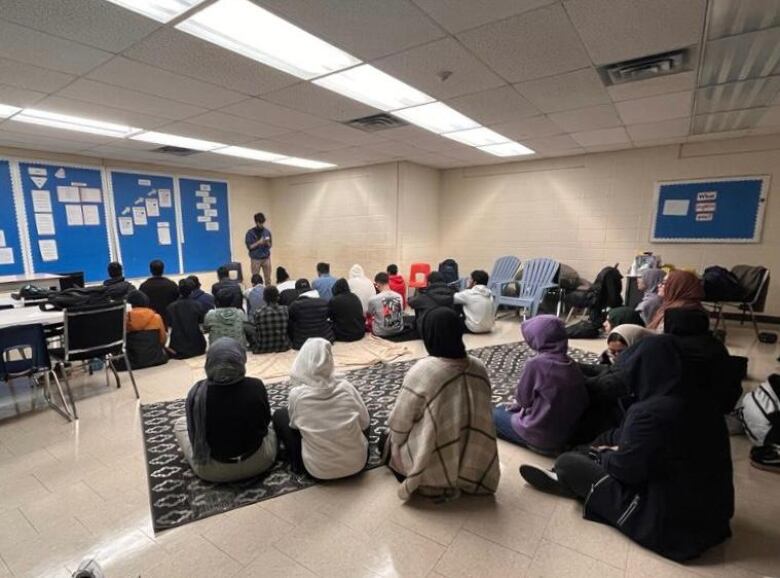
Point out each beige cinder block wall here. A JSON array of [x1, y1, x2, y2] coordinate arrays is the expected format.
[[439, 135, 780, 315]]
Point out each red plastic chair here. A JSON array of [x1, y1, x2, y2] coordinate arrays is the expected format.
[[407, 263, 431, 298]]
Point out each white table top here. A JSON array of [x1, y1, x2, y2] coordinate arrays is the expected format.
[[0, 307, 64, 330], [0, 273, 65, 284]]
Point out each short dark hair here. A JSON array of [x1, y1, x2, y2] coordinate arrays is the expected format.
[[107, 261, 123, 279], [374, 272, 389, 285], [254, 212, 266, 225], [276, 266, 289, 283], [179, 278, 195, 298], [149, 259, 164, 276], [251, 273, 264, 286], [295, 278, 311, 291], [127, 290, 149, 308], [263, 285, 279, 304], [316, 262, 330, 275], [217, 266, 229, 280], [470, 270, 489, 286], [215, 288, 235, 307], [427, 271, 444, 284], [387, 264, 398, 275], [187, 275, 201, 289]]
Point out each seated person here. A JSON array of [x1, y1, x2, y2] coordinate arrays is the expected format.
[[328, 278, 365, 342], [244, 274, 265, 317], [520, 336, 734, 562], [139, 259, 179, 320], [204, 288, 248, 348], [492, 315, 587, 455], [174, 337, 276, 483], [253, 286, 291, 353], [368, 272, 404, 337], [635, 268, 665, 325], [387, 264, 407, 309], [124, 290, 168, 368], [103, 261, 135, 300], [166, 279, 206, 359], [312, 262, 337, 301], [454, 269, 495, 334], [276, 266, 296, 293], [347, 264, 377, 314], [187, 275, 215, 313], [603, 306, 644, 334], [408, 271, 455, 329], [273, 338, 370, 479], [126, 290, 166, 344], [384, 307, 500, 500], [288, 280, 333, 350], [647, 270, 705, 330], [597, 324, 653, 365], [211, 266, 243, 309], [279, 277, 311, 307]]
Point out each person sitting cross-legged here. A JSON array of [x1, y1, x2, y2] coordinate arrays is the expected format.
[[166, 279, 207, 359], [204, 288, 248, 348], [252, 286, 291, 353], [287, 279, 333, 350]]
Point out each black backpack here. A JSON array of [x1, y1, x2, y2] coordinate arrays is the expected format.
[[39, 286, 113, 311], [703, 266, 743, 302]]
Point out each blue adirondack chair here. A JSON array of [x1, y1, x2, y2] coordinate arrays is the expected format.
[[486, 256, 522, 304], [497, 258, 560, 319]]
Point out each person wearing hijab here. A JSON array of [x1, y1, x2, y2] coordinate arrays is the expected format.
[[174, 338, 276, 482], [647, 270, 704, 330], [347, 264, 377, 313], [635, 268, 666, 325], [328, 278, 365, 342], [603, 306, 644, 334], [272, 338, 370, 479], [126, 290, 167, 344], [598, 324, 654, 365], [519, 336, 734, 562], [384, 307, 500, 500]]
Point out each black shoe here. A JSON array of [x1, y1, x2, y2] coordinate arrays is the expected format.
[[519, 464, 571, 496], [750, 445, 780, 474]]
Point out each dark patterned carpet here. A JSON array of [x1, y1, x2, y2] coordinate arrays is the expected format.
[[141, 342, 598, 532]]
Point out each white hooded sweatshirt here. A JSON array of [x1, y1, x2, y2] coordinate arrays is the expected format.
[[454, 284, 495, 333], [287, 338, 370, 479], [347, 264, 376, 314]]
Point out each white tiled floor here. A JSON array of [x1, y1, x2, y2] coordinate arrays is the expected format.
[[0, 319, 778, 578]]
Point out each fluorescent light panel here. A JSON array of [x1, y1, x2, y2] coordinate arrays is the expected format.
[[313, 64, 434, 111], [131, 131, 223, 151], [478, 141, 535, 157], [443, 127, 511, 147], [176, 0, 360, 80], [103, 0, 206, 23], [273, 157, 336, 169], [393, 102, 480, 134], [11, 109, 140, 138], [0, 103, 22, 119], [213, 145, 286, 162]]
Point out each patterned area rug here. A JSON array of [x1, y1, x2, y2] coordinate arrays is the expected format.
[[141, 342, 598, 532]]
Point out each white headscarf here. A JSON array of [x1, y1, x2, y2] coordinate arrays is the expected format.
[[609, 324, 655, 348], [291, 337, 336, 389], [349, 264, 366, 279]]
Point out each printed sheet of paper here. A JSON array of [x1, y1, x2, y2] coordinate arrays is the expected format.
[[32, 190, 52, 213], [118, 216, 134, 236], [132, 207, 147, 226], [31, 176, 47, 189], [82, 205, 100, 226], [662, 199, 690, 217], [0, 230, 5, 247], [28, 167, 47, 176], [199, 184, 211, 192], [206, 222, 219, 232], [38, 239, 58, 262], [80, 187, 102, 203], [66, 204, 84, 226], [35, 213, 56, 236], [158, 189, 172, 208], [204, 196, 216, 204], [197, 216, 210, 223], [56, 186, 80, 203], [195, 191, 209, 198], [54, 168, 66, 179], [145, 198, 160, 217], [138, 179, 151, 186], [204, 209, 217, 217], [157, 222, 172, 246], [0, 247, 13, 265]]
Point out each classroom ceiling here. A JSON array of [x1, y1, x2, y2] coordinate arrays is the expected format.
[[0, 0, 779, 176]]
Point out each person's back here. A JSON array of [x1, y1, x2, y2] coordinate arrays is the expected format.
[[205, 289, 247, 347], [409, 273, 455, 327], [312, 262, 336, 301], [368, 273, 403, 337], [253, 286, 290, 353], [387, 264, 407, 309], [206, 376, 271, 461], [454, 270, 494, 333], [279, 287, 300, 307], [244, 274, 265, 317], [347, 264, 376, 313], [211, 266, 243, 309], [126, 291, 166, 344], [103, 262, 135, 300], [288, 289, 334, 350], [138, 260, 179, 320], [187, 275, 215, 313], [328, 279, 365, 342], [167, 279, 206, 359]]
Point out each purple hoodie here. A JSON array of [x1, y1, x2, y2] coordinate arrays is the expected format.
[[511, 315, 588, 451]]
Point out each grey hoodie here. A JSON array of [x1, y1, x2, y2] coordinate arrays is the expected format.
[[204, 307, 248, 348], [454, 284, 495, 333]]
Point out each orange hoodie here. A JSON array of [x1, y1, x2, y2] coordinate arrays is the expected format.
[[127, 307, 167, 344]]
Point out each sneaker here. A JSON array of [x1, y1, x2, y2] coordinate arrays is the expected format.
[[519, 464, 570, 496], [750, 445, 780, 473]]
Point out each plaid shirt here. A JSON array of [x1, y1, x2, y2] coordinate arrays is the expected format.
[[253, 303, 290, 353]]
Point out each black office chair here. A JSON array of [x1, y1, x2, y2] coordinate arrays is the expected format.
[[56, 271, 85, 290], [49, 302, 139, 418]]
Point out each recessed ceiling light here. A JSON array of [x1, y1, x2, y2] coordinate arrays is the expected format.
[[313, 64, 434, 111], [212, 145, 286, 162], [103, 0, 206, 23], [176, 0, 360, 80], [131, 131, 224, 151], [0, 103, 22, 119], [393, 102, 480, 134], [443, 127, 511, 147], [272, 157, 336, 169], [478, 141, 535, 157], [11, 109, 140, 138]]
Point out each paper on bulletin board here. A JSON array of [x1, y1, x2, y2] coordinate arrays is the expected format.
[[66, 204, 84, 226], [138, 179, 151, 186], [80, 187, 102, 203], [199, 184, 211, 192], [32, 190, 52, 212], [662, 199, 689, 216], [206, 222, 219, 232], [28, 167, 47, 176], [133, 207, 147, 226], [82, 205, 100, 226], [0, 230, 5, 247], [157, 222, 172, 245], [35, 213, 56, 236], [0, 247, 13, 265], [56, 186, 80, 203], [204, 209, 217, 217], [197, 216, 210, 223], [158, 189, 172, 208], [145, 198, 160, 217], [38, 239, 58, 262], [118, 216, 134, 236]]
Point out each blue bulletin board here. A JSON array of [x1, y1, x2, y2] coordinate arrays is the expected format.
[[109, 170, 180, 278], [651, 176, 769, 243], [0, 160, 25, 276], [19, 161, 112, 282], [178, 177, 231, 273]]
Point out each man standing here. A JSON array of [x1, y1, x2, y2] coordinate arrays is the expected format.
[[245, 212, 272, 283]]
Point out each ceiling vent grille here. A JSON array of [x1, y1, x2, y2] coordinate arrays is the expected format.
[[344, 113, 408, 132], [599, 49, 690, 86], [151, 145, 200, 156]]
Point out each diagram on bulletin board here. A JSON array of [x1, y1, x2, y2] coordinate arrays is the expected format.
[[0, 160, 25, 276], [179, 177, 231, 273], [651, 176, 769, 243]]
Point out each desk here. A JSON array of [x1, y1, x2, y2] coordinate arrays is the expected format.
[[0, 273, 66, 294], [0, 307, 64, 329]]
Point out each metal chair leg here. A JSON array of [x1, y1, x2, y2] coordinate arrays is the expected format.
[[107, 356, 121, 389], [44, 370, 74, 422], [57, 362, 78, 420], [121, 354, 140, 399], [749, 305, 761, 340]]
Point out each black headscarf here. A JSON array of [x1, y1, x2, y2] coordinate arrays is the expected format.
[[332, 278, 350, 296], [420, 307, 466, 359], [616, 334, 683, 401], [127, 290, 149, 308]]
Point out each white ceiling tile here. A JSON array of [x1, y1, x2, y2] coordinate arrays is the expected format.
[[378, 125, 466, 152], [222, 165, 283, 177], [184, 111, 290, 140], [148, 121, 258, 145], [756, 106, 780, 127], [700, 28, 780, 86], [273, 131, 351, 152], [687, 128, 754, 141], [219, 99, 328, 131], [32, 95, 171, 129], [0, 119, 115, 145], [0, 84, 48, 108], [571, 126, 630, 146], [363, 140, 432, 158], [411, 0, 556, 33], [457, 4, 591, 83], [445, 86, 540, 125], [548, 104, 622, 132], [304, 123, 387, 146], [58, 79, 207, 121], [0, 19, 112, 75], [488, 116, 563, 139], [607, 71, 697, 102], [582, 142, 634, 153], [564, 0, 706, 64], [87, 57, 246, 109], [0, 127, 99, 153], [615, 91, 693, 124], [522, 134, 583, 153], [0, 0, 160, 52], [242, 138, 321, 158], [0, 58, 75, 94], [374, 38, 505, 100], [255, 0, 444, 60], [515, 68, 611, 112], [408, 152, 465, 168], [84, 144, 185, 164], [122, 28, 298, 97], [627, 117, 691, 141], [695, 77, 780, 115], [261, 82, 380, 122], [314, 146, 393, 165]]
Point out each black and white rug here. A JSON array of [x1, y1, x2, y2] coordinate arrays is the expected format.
[[141, 342, 599, 532]]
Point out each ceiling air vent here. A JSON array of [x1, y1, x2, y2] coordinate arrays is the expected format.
[[599, 49, 690, 86], [151, 145, 200, 157], [344, 113, 408, 133]]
